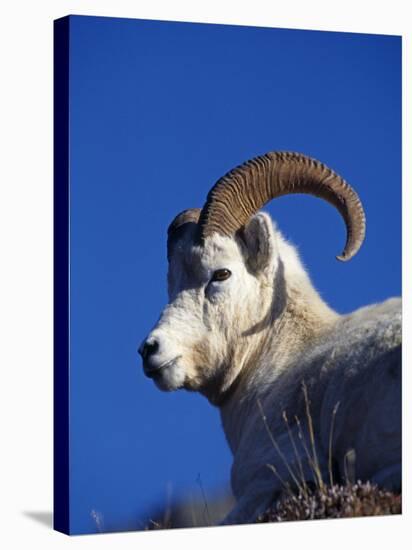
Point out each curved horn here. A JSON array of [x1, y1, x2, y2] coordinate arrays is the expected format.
[[167, 208, 201, 261], [196, 151, 365, 261]]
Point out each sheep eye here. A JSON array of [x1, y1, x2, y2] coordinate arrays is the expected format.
[[211, 269, 232, 282]]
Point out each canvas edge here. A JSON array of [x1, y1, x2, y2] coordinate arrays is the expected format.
[[53, 14, 70, 536]]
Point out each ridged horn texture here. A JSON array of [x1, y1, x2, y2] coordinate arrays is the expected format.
[[167, 208, 201, 260], [196, 151, 366, 261]]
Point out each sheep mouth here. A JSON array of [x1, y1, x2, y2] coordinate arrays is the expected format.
[[144, 356, 182, 379]]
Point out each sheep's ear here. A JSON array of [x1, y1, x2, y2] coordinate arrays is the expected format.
[[238, 212, 278, 274]]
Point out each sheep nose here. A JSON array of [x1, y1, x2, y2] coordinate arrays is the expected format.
[[139, 337, 159, 360]]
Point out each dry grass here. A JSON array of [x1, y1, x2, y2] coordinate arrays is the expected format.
[[256, 381, 401, 523], [257, 482, 401, 522], [145, 381, 401, 530]]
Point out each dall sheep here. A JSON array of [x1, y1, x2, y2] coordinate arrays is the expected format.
[[139, 151, 401, 525]]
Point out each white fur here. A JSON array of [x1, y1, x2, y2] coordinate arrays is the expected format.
[[140, 211, 401, 524]]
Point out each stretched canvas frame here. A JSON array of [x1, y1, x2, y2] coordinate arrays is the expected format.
[[54, 15, 402, 535]]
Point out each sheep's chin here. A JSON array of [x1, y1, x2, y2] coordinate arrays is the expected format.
[[153, 364, 185, 392]]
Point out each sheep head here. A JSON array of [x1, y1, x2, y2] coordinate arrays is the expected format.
[[139, 151, 366, 404]]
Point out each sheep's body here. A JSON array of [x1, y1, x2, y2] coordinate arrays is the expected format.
[[139, 151, 401, 525], [221, 293, 401, 524]]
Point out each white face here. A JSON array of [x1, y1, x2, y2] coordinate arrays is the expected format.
[[139, 213, 278, 399]]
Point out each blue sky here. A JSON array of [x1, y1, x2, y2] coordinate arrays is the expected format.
[[67, 15, 401, 534]]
